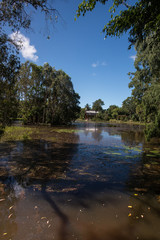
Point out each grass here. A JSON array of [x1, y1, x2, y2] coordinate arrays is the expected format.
[[50, 128, 81, 133], [77, 118, 145, 126], [0, 126, 34, 142]]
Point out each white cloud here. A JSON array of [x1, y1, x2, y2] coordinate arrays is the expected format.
[[130, 55, 136, 61], [101, 61, 107, 66], [10, 31, 38, 61], [92, 62, 99, 68], [91, 61, 107, 67]]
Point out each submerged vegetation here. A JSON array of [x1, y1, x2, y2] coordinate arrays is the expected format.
[[0, 126, 34, 142]]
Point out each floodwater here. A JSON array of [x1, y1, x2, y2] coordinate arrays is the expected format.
[[0, 122, 160, 240]]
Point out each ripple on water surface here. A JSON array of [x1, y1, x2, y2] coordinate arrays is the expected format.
[[0, 123, 160, 240]]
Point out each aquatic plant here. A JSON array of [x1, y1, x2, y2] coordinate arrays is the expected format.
[[0, 126, 33, 142]]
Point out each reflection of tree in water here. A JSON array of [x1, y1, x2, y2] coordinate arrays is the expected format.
[[0, 133, 79, 240], [127, 151, 160, 194], [124, 132, 160, 195], [83, 123, 103, 142], [104, 126, 144, 146], [120, 131, 144, 146], [0, 125, 159, 240], [91, 129, 103, 142], [0, 135, 79, 187]]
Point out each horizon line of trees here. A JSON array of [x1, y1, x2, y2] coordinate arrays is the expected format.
[[80, 94, 160, 140], [80, 98, 141, 122], [77, 1, 160, 139]]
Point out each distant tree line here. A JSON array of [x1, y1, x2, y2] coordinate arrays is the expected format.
[[80, 93, 160, 140], [80, 98, 139, 122], [78, 0, 160, 140]]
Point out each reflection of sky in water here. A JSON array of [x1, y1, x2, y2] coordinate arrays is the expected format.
[[68, 127, 141, 189], [0, 124, 160, 240], [78, 129, 121, 146]]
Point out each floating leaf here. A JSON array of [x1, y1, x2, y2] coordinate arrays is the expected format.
[[150, 150, 160, 155], [146, 154, 156, 157], [144, 164, 151, 168], [0, 198, 5, 202]]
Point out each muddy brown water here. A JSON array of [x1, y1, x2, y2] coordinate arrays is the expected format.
[[0, 122, 160, 240]]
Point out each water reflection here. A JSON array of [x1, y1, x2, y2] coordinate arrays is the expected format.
[[0, 124, 159, 240]]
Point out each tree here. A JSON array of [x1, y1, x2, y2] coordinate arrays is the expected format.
[[0, 34, 20, 125], [0, 1, 58, 33], [107, 105, 118, 118], [0, 0, 58, 125], [47, 69, 80, 125], [17, 62, 80, 125], [79, 108, 86, 120], [77, 0, 160, 47], [128, 32, 160, 125], [122, 97, 137, 120], [77, 0, 160, 139], [85, 103, 91, 110], [92, 99, 104, 111]]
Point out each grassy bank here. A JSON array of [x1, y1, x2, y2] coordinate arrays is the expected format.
[[76, 118, 146, 126], [0, 126, 34, 142]]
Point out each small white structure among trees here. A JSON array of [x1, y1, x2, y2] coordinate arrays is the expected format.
[[85, 110, 99, 120]]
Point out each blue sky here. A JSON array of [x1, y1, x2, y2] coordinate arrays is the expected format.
[[10, 0, 136, 109]]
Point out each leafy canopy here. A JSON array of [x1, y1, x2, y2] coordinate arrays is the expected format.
[[92, 99, 104, 111], [17, 62, 80, 125], [0, 0, 58, 125], [77, 0, 160, 47]]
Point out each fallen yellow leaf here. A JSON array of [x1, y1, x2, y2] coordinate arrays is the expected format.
[[8, 214, 13, 219], [0, 198, 5, 202], [128, 206, 133, 209], [128, 213, 132, 217]]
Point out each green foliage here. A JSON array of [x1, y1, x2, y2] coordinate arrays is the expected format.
[[0, 126, 33, 142], [77, 0, 160, 140], [77, 0, 160, 47], [128, 31, 160, 130], [85, 103, 91, 110], [145, 114, 160, 141], [17, 62, 80, 125], [79, 108, 86, 119], [0, 0, 58, 33], [0, 34, 20, 125], [92, 99, 104, 111], [0, 0, 58, 126]]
